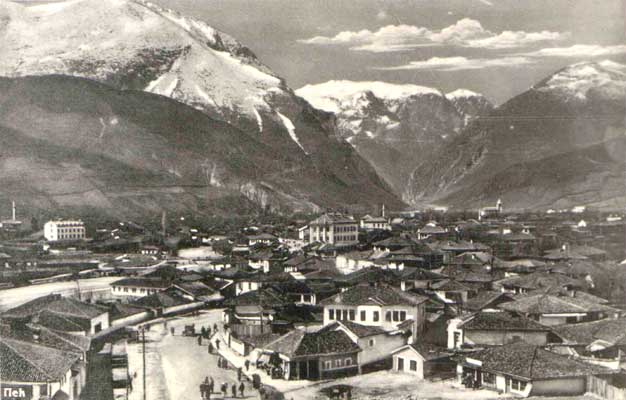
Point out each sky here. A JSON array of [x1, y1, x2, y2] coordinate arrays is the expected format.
[[137, 0, 623, 103]]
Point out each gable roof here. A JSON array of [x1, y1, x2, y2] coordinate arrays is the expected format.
[[320, 284, 428, 307], [3, 294, 108, 320], [111, 277, 173, 289], [326, 320, 389, 338], [431, 279, 471, 292], [496, 272, 583, 291], [265, 329, 361, 358], [499, 293, 617, 315], [459, 311, 550, 331], [466, 342, 610, 380], [392, 342, 451, 361], [310, 213, 356, 226], [0, 337, 81, 382], [552, 318, 626, 346], [464, 291, 512, 312]]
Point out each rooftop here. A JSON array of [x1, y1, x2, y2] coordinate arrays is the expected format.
[[499, 293, 617, 314], [320, 284, 428, 307], [459, 311, 550, 331], [265, 329, 360, 358]]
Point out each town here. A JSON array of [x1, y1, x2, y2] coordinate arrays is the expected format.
[[1, 200, 626, 400]]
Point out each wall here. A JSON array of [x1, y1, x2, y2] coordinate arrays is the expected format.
[[90, 312, 110, 335], [358, 332, 406, 366], [111, 311, 152, 328], [531, 377, 586, 397], [393, 350, 424, 379]]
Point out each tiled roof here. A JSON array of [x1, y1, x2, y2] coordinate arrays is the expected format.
[[460, 311, 550, 331], [499, 293, 617, 315], [3, 294, 108, 320], [111, 278, 173, 289], [132, 288, 191, 309], [431, 279, 471, 292], [467, 342, 610, 379], [552, 318, 626, 345], [496, 272, 582, 291], [330, 320, 388, 338], [0, 337, 80, 381], [320, 284, 428, 306], [397, 267, 447, 281], [464, 291, 512, 311], [224, 288, 287, 308], [1, 323, 90, 354], [265, 329, 361, 358]]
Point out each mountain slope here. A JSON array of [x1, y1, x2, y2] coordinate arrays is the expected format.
[[0, 75, 401, 218], [296, 81, 493, 196], [406, 60, 626, 210], [0, 0, 404, 214]]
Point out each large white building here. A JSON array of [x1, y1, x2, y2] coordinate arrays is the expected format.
[[44, 220, 86, 241], [308, 213, 359, 246]]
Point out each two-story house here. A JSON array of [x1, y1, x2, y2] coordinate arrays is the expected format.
[[308, 213, 359, 246], [320, 284, 428, 343]]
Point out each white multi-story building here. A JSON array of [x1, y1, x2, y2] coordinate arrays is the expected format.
[[44, 220, 86, 241], [308, 213, 359, 246]]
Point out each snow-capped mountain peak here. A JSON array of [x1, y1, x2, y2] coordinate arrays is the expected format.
[[538, 60, 626, 101], [446, 88, 481, 99]]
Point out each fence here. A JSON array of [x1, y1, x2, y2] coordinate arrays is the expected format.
[[588, 375, 626, 400]]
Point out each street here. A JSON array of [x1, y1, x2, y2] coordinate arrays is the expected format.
[[128, 310, 258, 400]]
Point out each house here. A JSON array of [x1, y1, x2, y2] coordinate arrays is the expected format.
[[308, 213, 359, 246], [543, 244, 607, 262], [320, 284, 428, 343], [131, 287, 204, 317], [463, 291, 513, 313], [264, 328, 361, 380], [392, 342, 455, 379], [2, 294, 109, 336], [0, 336, 84, 400], [111, 277, 173, 298], [246, 233, 277, 246], [321, 320, 407, 370], [430, 279, 471, 305], [478, 199, 503, 221], [499, 292, 620, 326], [335, 251, 376, 272], [457, 342, 611, 397], [223, 288, 289, 336], [428, 241, 490, 265], [360, 215, 391, 231], [397, 267, 447, 291], [495, 272, 583, 295], [447, 311, 552, 349], [417, 224, 448, 241], [298, 225, 309, 241], [44, 220, 86, 241]]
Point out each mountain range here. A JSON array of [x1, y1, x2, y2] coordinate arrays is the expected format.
[[0, 0, 403, 217], [0, 0, 624, 216]]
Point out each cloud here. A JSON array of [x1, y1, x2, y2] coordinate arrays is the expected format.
[[298, 18, 567, 52], [523, 44, 626, 57], [374, 56, 533, 71]]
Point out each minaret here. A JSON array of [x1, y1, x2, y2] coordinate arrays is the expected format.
[[382, 204, 386, 218], [12, 201, 16, 221]]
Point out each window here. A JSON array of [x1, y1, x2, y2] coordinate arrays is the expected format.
[[345, 358, 352, 366], [368, 339, 375, 347], [385, 311, 392, 322], [483, 372, 495, 385], [360, 311, 366, 321], [373, 311, 380, 322], [399, 311, 406, 321], [349, 310, 355, 321], [410, 360, 417, 371], [324, 361, 332, 369], [337, 309, 343, 320], [336, 359, 343, 367], [328, 309, 335, 320], [511, 379, 527, 391], [40, 385, 48, 396], [393, 311, 399, 321]]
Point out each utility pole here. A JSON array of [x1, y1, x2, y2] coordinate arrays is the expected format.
[[142, 327, 146, 400]]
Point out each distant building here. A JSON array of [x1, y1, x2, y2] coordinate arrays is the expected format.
[[309, 213, 358, 246], [111, 278, 172, 298], [44, 220, 86, 241], [360, 215, 391, 231], [478, 199, 503, 221]]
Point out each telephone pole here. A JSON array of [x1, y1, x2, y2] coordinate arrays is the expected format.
[[142, 327, 146, 400]]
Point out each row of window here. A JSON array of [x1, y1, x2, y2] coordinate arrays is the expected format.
[[397, 357, 419, 371], [323, 357, 353, 370], [116, 286, 159, 295], [481, 373, 527, 392], [335, 235, 357, 242], [327, 308, 407, 323], [335, 225, 357, 233]]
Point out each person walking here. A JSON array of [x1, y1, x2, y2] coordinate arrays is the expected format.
[[231, 383, 237, 398], [213, 323, 218, 332], [239, 382, 245, 398], [198, 335, 203, 346], [170, 327, 175, 335], [237, 367, 242, 381], [208, 342, 214, 354], [244, 359, 250, 372], [209, 377, 214, 394], [216, 338, 220, 350], [221, 382, 228, 398]]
